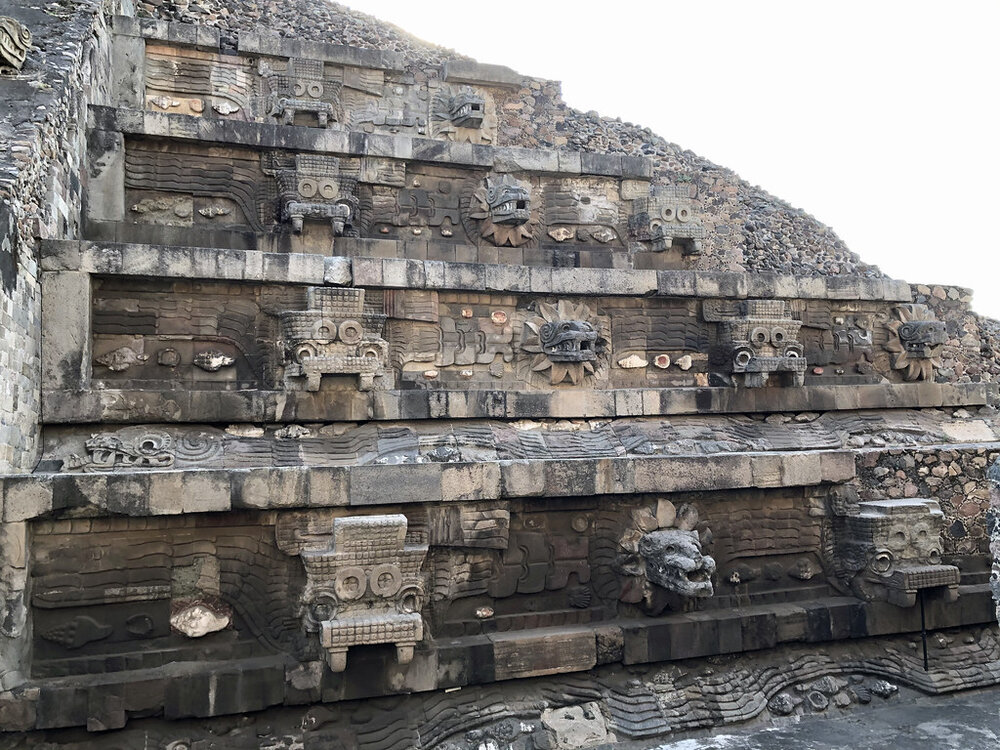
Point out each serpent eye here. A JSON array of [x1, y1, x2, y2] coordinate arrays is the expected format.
[[871, 551, 893, 575]]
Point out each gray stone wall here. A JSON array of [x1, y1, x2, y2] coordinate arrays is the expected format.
[[0, 0, 118, 473], [0, 0, 120, 693]]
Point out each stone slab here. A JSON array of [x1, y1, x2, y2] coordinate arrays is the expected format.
[[40, 383, 996, 424]]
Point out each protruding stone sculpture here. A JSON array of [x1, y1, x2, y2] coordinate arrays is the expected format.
[[433, 86, 484, 129], [639, 529, 716, 599], [617, 502, 716, 615], [267, 153, 357, 234], [298, 515, 428, 672], [277, 288, 388, 391], [520, 300, 604, 384], [630, 185, 704, 254], [704, 299, 807, 387], [464, 175, 533, 247], [0, 17, 31, 71], [261, 58, 339, 127], [836, 498, 959, 607], [885, 303, 947, 381]]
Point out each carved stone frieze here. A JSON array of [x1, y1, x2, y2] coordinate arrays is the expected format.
[[145, 46, 253, 119], [704, 299, 807, 387], [0, 17, 31, 71], [544, 180, 622, 245]]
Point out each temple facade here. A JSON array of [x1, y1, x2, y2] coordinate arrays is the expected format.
[[1, 1, 999, 745]]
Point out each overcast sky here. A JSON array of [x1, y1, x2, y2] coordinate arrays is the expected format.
[[343, 1, 1000, 317]]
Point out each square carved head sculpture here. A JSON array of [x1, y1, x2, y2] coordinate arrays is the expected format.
[[629, 185, 705, 255], [703, 300, 807, 387], [297, 515, 428, 673], [837, 499, 959, 607]]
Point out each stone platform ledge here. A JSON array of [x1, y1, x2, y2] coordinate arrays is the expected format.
[[40, 382, 995, 425], [112, 15, 407, 74], [3, 589, 994, 732], [89, 105, 652, 179], [1, 450, 854, 522], [42, 240, 913, 301]]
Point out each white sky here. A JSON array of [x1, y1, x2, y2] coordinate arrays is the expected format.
[[342, 1, 1000, 317]]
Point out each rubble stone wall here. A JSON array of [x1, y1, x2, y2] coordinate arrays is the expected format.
[[856, 443, 998, 556]]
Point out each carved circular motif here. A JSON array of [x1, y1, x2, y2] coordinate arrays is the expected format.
[[307, 82, 324, 99], [677, 206, 691, 222], [298, 178, 318, 198], [571, 515, 590, 533], [302, 587, 339, 632], [750, 327, 769, 346], [318, 180, 338, 200], [369, 563, 403, 598], [334, 567, 368, 600], [733, 347, 754, 368], [396, 584, 423, 614], [870, 551, 893, 575], [770, 327, 787, 345], [311, 318, 338, 340], [338, 320, 363, 345], [661, 206, 676, 221], [294, 343, 319, 363]]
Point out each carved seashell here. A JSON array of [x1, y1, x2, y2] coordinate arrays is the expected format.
[[150, 95, 179, 110], [41, 616, 112, 649], [675, 354, 693, 370], [96, 346, 148, 372], [212, 101, 240, 115], [617, 354, 648, 369], [548, 226, 576, 242], [654, 354, 671, 369], [192, 350, 235, 372]]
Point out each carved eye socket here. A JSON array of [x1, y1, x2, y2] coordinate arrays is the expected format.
[[871, 550, 893, 575], [733, 347, 753, 368], [928, 549, 941, 565], [293, 82, 307, 96], [661, 206, 676, 221], [770, 327, 787, 344], [298, 178, 318, 198], [307, 82, 324, 98], [319, 180, 338, 200], [677, 207, 690, 221], [750, 327, 770, 346]]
